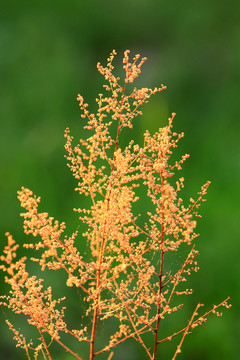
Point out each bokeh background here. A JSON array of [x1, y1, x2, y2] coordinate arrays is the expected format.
[[0, 1, 239, 359]]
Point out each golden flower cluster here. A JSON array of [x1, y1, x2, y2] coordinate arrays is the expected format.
[[0, 50, 230, 360]]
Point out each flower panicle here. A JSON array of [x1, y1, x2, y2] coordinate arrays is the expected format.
[[0, 50, 230, 360]]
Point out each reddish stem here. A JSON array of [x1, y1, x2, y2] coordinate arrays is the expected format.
[[153, 171, 165, 360], [89, 82, 127, 360]]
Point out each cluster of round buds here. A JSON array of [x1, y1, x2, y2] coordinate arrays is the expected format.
[[123, 50, 147, 83]]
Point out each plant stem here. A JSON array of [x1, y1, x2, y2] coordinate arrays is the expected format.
[[89, 82, 127, 360], [153, 172, 165, 360]]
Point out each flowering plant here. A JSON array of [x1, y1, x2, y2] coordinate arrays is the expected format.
[[0, 50, 230, 360]]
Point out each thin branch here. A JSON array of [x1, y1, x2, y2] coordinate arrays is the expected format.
[[172, 303, 201, 360], [158, 297, 231, 345]]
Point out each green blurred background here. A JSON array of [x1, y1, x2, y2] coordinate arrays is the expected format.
[[0, 1, 239, 359]]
